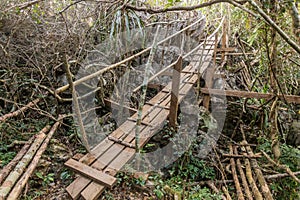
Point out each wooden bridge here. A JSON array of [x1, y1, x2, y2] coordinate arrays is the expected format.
[[64, 16, 222, 199], [1, 15, 300, 200]]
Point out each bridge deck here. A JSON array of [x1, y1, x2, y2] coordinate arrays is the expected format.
[[65, 40, 215, 200]]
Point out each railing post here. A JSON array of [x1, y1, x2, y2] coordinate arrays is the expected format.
[[221, 19, 227, 62], [203, 33, 218, 109], [169, 56, 182, 129]]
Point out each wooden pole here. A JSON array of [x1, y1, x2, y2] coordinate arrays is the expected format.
[[7, 117, 63, 200], [203, 32, 218, 109], [221, 19, 227, 62], [169, 56, 182, 129]]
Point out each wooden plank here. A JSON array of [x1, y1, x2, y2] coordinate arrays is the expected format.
[[216, 47, 235, 52], [81, 148, 136, 200], [66, 131, 130, 198], [169, 56, 182, 129], [203, 66, 215, 109], [201, 88, 300, 103], [65, 159, 117, 188]]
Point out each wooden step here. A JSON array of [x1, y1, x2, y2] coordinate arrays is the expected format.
[[65, 159, 117, 188]]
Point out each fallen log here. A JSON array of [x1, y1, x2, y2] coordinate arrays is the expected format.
[[0, 98, 40, 122], [0, 125, 50, 199], [7, 116, 63, 200]]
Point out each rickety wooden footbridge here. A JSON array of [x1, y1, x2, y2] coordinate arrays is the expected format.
[[62, 15, 300, 199], [1, 15, 300, 200], [64, 16, 220, 199]]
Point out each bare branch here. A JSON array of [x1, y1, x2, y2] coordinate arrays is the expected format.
[[125, 0, 257, 17], [248, 0, 300, 54]]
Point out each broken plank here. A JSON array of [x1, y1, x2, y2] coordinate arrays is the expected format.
[[65, 159, 117, 188]]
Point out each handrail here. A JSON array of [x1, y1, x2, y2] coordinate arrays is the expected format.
[[55, 16, 206, 94], [132, 16, 225, 93]]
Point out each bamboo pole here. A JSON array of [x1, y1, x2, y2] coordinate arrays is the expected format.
[[0, 137, 34, 185], [6, 117, 63, 200], [234, 146, 253, 200], [240, 144, 263, 200], [245, 144, 274, 200], [229, 144, 244, 200], [0, 125, 50, 199]]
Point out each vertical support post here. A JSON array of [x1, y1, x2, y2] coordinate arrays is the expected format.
[[169, 56, 182, 129], [203, 33, 218, 109], [221, 19, 227, 62]]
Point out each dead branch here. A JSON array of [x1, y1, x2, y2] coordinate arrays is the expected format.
[[261, 151, 300, 184], [265, 171, 300, 180], [6, 116, 64, 200], [0, 99, 40, 122], [55, 16, 205, 94], [5, 0, 43, 12], [0, 125, 50, 199], [229, 144, 244, 200], [0, 137, 34, 185], [248, 0, 300, 54], [125, 0, 257, 17]]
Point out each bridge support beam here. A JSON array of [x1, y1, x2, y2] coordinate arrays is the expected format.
[[169, 56, 182, 129]]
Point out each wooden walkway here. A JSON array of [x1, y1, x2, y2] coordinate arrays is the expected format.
[[65, 37, 216, 199]]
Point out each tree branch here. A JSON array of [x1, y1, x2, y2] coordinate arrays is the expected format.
[[125, 0, 257, 17], [248, 0, 300, 54]]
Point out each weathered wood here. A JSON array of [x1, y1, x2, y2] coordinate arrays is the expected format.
[[0, 137, 33, 185], [78, 54, 201, 200], [66, 25, 218, 199], [245, 145, 274, 200], [169, 56, 182, 129], [201, 88, 300, 103], [7, 118, 63, 200], [241, 145, 263, 200], [81, 148, 136, 200], [229, 145, 245, 200], [65, 159, 117, 188], [203, 67, 215, 109], [233, 146, 253, 200], [0, 125, 50, 199], [216, 47, 236, 52]]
